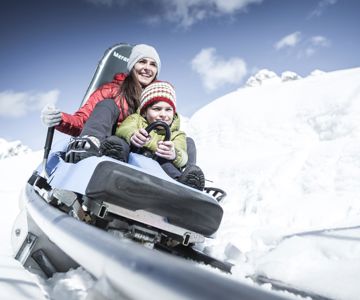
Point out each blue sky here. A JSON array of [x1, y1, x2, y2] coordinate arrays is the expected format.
[[0, 0, 359, 150]]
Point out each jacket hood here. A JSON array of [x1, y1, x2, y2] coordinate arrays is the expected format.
[[113, 73, 127, 83]]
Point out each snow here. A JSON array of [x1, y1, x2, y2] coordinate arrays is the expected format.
[[281, 71, 302, 82], [188, 67, 360, 299], [0, 150, 41, 256], [245, 68, 282, 87], [245, 69, 304, 87], [0, 138, 31, 160], [0, 149, 96, 299], [1, 66, 360, 299]]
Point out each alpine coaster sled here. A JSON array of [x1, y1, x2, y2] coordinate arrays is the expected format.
[[13, 43, 232, 277]]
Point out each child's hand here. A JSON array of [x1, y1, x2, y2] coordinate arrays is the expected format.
[[156, 141, 176, 160], [130, 128, 150, 148]]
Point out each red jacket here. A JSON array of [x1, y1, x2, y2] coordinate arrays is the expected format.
[[56, 73, 129, 136]]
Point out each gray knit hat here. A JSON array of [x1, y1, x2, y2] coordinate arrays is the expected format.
[[127, 44, 161, 76]]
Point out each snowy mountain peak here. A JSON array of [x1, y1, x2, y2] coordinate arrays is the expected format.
[[0, 138, 31, 160], [245, 69, 325, 87], [281, 71, 302, 82], [309, 69, 326, 77], [245, 69, 281, 87]]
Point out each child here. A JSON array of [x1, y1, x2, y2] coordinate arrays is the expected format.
[[114, 81, 205, 191]]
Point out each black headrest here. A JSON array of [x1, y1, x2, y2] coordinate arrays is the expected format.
[[81, 43, 133, 106]]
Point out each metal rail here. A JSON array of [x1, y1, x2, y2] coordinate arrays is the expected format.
[[25, 184, 290, 300]]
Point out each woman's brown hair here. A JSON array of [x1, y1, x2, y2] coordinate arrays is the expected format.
[[119, 70, 143, 117]]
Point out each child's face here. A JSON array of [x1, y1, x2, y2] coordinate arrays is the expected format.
[[145, 101, 174, 126]]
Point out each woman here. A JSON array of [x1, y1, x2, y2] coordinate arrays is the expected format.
[[41, 44, 161, 162]]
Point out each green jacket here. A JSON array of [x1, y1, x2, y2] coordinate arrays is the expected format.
[[115, 113, 188, 168]]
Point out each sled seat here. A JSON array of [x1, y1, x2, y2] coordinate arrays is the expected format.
[[80, 43, 132, 106], [85, 159, 223, 237]]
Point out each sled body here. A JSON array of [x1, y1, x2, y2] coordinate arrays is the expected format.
[[15, 43, 231, 275]]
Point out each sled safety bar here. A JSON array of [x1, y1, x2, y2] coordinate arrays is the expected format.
[[24, 184, 289, 300]]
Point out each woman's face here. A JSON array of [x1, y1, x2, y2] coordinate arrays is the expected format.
[[144, 101, 174, 126], [133, 58, 158, 87]]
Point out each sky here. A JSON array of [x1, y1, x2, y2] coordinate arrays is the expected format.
[[1, 66, 360, 299], [0, 0, 359, 150]]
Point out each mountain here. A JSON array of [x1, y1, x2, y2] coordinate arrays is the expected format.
[[0, 138, 31, 160], [245, 68, 307, 87], [189, 67, 360, 228], [186, 67, 360, 299]]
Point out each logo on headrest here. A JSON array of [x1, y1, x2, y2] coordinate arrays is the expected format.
[[113, 51, 129, 62]]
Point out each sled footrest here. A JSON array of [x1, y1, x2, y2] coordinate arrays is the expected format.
[[204, 187, 227, 202]]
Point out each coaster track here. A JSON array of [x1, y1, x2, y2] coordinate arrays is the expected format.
[[17, 183, 290, 300]]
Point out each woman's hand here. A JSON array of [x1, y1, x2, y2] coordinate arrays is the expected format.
[[130, 128, 150, 148], [155, 141, 176, 160]]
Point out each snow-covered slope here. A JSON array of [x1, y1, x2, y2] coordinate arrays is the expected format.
[[0, 138, 31, 160], [187, 67, 360, 298], [190, 66, 360, 241]]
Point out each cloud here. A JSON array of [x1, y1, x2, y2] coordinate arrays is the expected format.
[[274, 32, 330, 57], [84, 0, 118, 6], [304, 47, 316, 57], [191, 48, 247, 91], [303, 36, 330, 57], [213, 0, 263, 13], [0, 90, 60, 117], [84, 0, 263, 28], [274, 31, 302, 50], [308, 0, 337, 18], [161, 0, 263, 27], [310, 35, 330, 47]]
